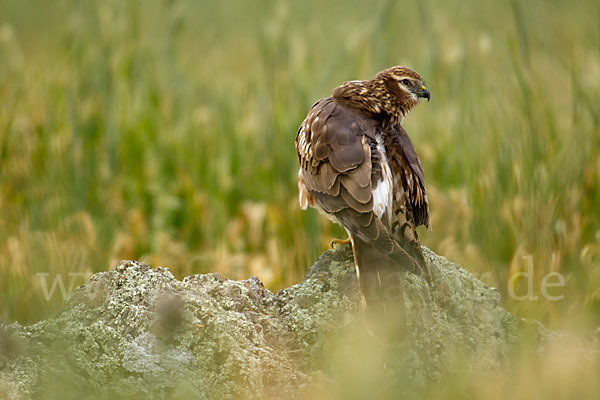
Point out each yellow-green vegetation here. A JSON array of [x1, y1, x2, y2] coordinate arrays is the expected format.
[[0, 0, 598, 335]]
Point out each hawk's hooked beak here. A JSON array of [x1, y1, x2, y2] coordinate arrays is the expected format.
[[417, 85, 430, 102]]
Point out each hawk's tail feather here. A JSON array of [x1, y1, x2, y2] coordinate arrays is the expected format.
[[335, 208, 429, 281], [351, 235, 408, 344]]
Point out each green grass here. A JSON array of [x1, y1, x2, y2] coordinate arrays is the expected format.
[[1, 0, 599, 332]]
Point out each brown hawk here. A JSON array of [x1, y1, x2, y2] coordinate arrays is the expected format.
[[295, 66, 431, 342]]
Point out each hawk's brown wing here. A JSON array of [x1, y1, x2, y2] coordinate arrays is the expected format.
[[380, 124, 430, 272], [296, 97, 372, 204], [389, 124, 429, 228]]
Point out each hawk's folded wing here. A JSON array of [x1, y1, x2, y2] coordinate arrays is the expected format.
[[391, 124, 429, 228]]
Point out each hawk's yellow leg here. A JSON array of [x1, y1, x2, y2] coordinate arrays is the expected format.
[[331, 237, 352, 248]]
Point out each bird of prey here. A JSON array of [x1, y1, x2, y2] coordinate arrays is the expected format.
[[295, 66, 431, 343]]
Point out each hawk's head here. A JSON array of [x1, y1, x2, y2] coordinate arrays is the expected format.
[[333, 65, 430, 125], [370, 66, 430, 118]]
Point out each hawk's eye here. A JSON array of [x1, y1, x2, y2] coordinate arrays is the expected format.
[[401, 79, 411, 86]]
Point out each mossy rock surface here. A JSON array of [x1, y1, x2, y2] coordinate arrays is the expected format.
[[0, 245, 597, 399]]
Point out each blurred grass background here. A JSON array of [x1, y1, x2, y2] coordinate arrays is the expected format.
[[0, 0, 599, 335]]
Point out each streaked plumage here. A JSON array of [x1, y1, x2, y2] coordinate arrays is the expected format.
[[295, 66, 431, 343]]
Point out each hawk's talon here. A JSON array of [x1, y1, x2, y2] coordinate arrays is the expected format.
[[331, 238, 352, 248]]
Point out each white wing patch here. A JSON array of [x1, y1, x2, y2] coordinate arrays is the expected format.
[[372, 136, 393, 219]]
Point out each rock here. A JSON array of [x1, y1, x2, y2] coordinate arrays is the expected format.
[[0, 246, 597, 399]]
